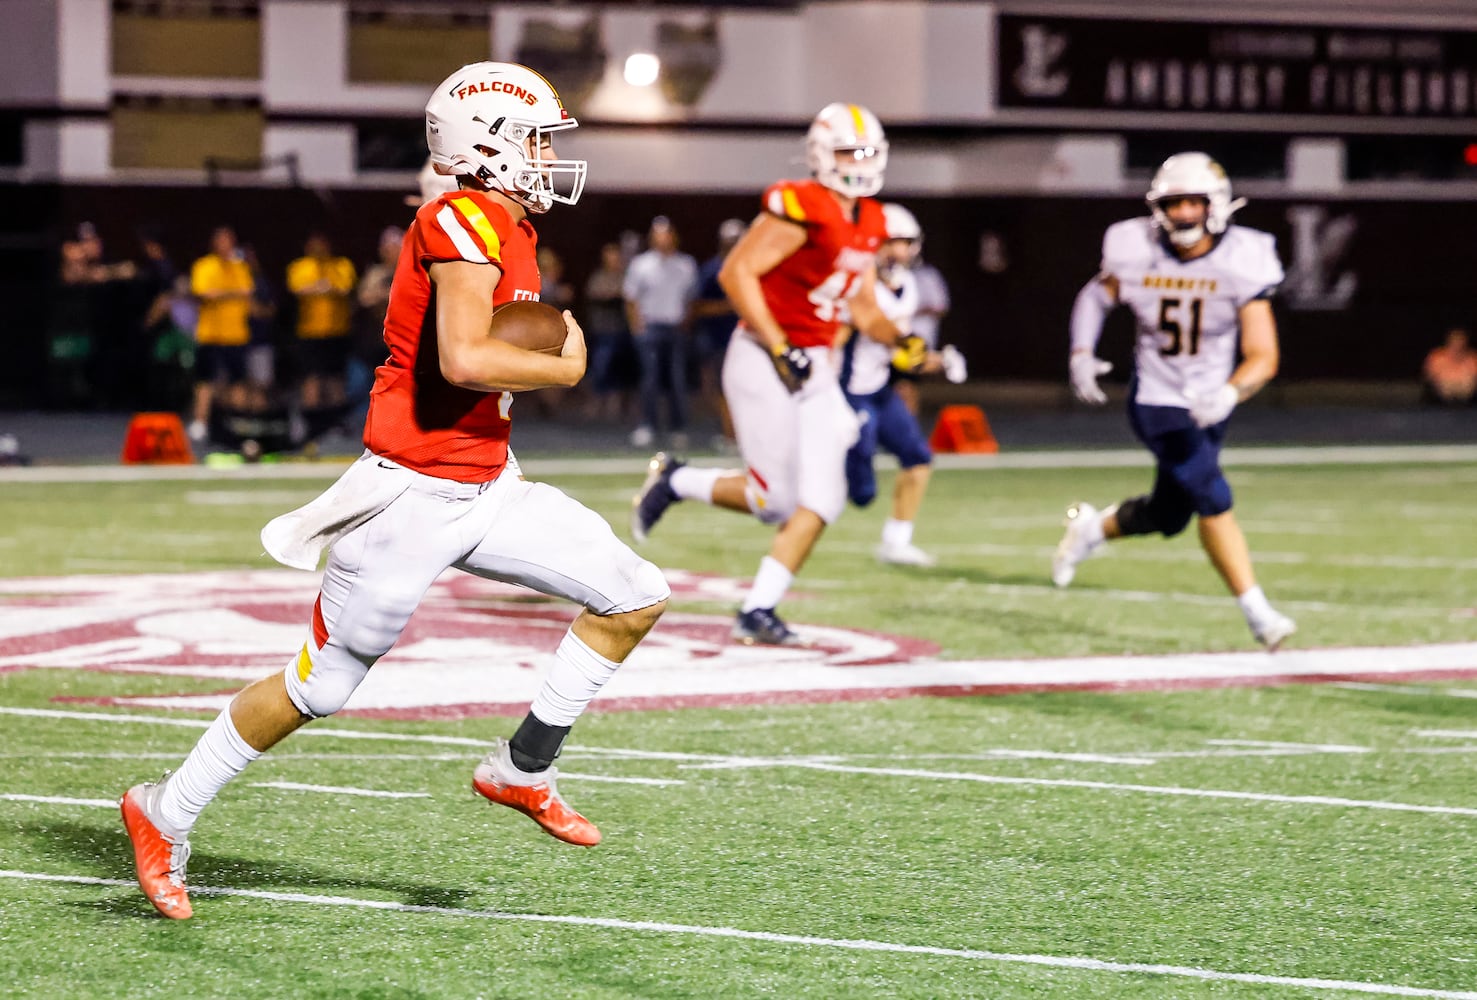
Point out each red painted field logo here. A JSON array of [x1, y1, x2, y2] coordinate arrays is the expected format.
[[3, 571, 1471, 714], [0, 570, 937, 718]]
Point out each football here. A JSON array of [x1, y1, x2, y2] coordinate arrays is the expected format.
[[489, 300, 567, 355]]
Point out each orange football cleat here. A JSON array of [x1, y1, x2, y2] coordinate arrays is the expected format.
[[120, 776, 193, 919], [472, 738, 601, 847]]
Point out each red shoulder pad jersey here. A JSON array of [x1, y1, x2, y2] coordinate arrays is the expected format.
[[364, 189, 542, 482], [757, 179, 887, 349]]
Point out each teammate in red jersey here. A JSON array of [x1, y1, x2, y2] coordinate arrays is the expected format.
[[632, 103, 911, 646], [119, 62, 671, 920]]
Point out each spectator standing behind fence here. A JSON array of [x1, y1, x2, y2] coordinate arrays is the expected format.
[[241, 245, 277, 413], [347, 226, 403, 433], [690, 218, 745, 441], [189, 226, 255, 444], [624, 216, 699, 449], [1422, 327, 1477, 407], [287, 233, 357, 413], [583, 241, 632, 422]]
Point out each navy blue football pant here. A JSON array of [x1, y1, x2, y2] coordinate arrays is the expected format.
[[1124, 398, 1233, 538], [844, 385, 934, 508]]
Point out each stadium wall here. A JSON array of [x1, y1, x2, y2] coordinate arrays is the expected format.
[[1, 181, 1465, 409]]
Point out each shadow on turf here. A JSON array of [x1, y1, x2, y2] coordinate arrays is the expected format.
[[21, 818, 478, 916]]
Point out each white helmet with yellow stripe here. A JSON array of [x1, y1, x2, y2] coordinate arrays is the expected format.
[[806, 102, 888, 199], [425, 61, 587, 214]]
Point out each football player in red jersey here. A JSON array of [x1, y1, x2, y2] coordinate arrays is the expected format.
[[119, 62, 671, 919], [632, 103, 912, 646]]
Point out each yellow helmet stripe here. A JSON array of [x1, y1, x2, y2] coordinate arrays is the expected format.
[[450, 197, 503, 261], [848, 103, 867, 138]]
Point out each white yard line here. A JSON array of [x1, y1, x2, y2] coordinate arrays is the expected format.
[[787, 761, 1477, 817], [910, 541, 1477, 573], [0, 793, 117, 807], [249, 782, 430, 799], [1, 869, 1474, 998], [955, 579, 1459, 618], [5, 706, 1472, 813], [1337, 684, 1477, 700]]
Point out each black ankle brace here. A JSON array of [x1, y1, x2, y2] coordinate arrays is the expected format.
[[509, 714, 571, 772]]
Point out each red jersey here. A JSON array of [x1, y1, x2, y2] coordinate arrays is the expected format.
[[364, 189, 542, 482], [756, 179, 887, 349]]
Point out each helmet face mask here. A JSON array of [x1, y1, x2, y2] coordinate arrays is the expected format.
[[425, 62, 588, 214], [806, 103, 888, 199], [1146, 152, 1245, 249]]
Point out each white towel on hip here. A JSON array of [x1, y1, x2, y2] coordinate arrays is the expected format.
[[260, 452, 415, 571]]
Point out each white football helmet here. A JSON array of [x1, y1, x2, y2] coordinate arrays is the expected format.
[[878, 202, 922, 284], [806, 102, 888, 199], [1146, 152, 1246, 248], [425, 61, 587, 214]]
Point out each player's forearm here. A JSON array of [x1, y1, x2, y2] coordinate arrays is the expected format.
[[721, 271, 787, 350], [441, 338, 582, 391], [1228, 350, 1278, 402], [852, 295, 903, 346]]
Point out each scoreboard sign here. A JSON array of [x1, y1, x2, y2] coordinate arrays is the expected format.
[[998, 13, 1477, 123]]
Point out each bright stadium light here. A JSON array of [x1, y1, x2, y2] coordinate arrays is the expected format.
[[624, 52, 661, 88]]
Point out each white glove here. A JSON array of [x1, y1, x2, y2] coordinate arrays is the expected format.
[[1069, 352, 1112, 405], [940, 345, 968, 384], [1186, 383, 1239, 428]]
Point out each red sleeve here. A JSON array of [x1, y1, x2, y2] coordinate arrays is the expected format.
[[417, 192, 513, 266], [762, 180, 815, 227]]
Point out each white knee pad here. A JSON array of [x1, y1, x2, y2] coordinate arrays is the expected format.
[[747, 477, 793, 526], [632, 558, 672, 606], [283, 642, 371, 718]]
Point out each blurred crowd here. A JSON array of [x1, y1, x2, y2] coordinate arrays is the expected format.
[[48, 211, 846, 451]]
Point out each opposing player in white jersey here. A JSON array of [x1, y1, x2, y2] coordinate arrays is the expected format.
[[1053, 152, 1296, 651], [840, 202, 966, 566]]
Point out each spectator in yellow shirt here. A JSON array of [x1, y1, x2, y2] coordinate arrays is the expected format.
[[287, 233, 357, 412], [188, 226, 254, 443]]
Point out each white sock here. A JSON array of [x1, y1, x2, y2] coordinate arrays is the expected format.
[[1082, 507, 1108, 546], [155, 708, 261, 835], [669, 466, 724, 505], [741, 556, 793, 613], [881, 518, 914, 548], [529, 630, 622, 726], [1236, 584, 1274, 623]]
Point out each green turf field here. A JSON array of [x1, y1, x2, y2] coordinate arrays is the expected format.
[[2, 455, 1476, 998]]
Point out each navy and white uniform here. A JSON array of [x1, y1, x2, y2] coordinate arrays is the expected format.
[[839, 269, 933, 508], [1104, 218, 1283, 530]]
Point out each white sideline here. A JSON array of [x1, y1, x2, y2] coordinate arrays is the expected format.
[[2, 869, 1474, 998], [4, 443, 1477, 483]]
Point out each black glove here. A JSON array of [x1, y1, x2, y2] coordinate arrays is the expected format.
[[890, 334, 927, 374], [770, 342, 813, 393]]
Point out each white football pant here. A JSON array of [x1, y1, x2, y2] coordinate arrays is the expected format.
[[721, 331, 860, 526], [284, 461, 670, 718]]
